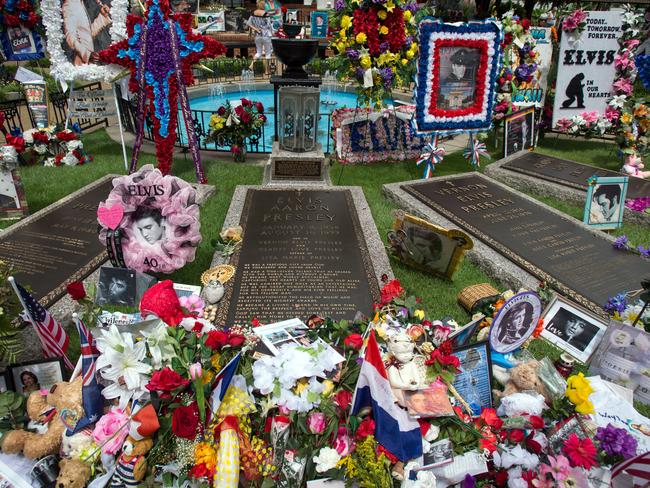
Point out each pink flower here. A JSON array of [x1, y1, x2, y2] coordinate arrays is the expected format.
[[555, 118, 573, 133], [306, 412, 327, 434], [626, 39, 640, 49], [558, 467, 589, 488], [574, 10, 588, 23], [562, 17, 578, 31], [605, 106, 621, 122], [613, 78, 633, 95], [581, 111, 599, 124], [92, 408, 130, 455], [615, 55, 633, 71], [179, 294, 205, 315], [333, 427, 354, 456], [189, 362, 202, 380], [539, 455, 571, 482]]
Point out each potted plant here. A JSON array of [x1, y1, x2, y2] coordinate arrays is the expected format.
[[206, 98, 266, 162]]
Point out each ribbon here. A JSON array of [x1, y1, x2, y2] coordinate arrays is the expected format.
[[129, 15, 150, 175], [416, 134, 445, 179], [463, 134, 490, 167]]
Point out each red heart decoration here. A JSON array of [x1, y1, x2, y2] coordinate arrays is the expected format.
[[97, 204, 124, 230]]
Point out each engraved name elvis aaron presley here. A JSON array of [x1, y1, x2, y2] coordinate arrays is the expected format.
[[263, 196, 336, 223], [432, 182, 514, 214]]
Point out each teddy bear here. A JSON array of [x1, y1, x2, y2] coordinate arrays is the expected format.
[[57, 458, 91, 488], [109, 435, 153, 487], [623, 154, 650, 179], [2, 377, 83, 459], [492, 360, 548, 401]]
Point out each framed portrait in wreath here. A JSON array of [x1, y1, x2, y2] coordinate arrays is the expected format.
[[540, 296, 607, 364], [414, 20, 502, 134], [387, 212, 473, 280], [0, 26, 44, 61], [583, 176, 628, 230], [8, 358, 66, 396]]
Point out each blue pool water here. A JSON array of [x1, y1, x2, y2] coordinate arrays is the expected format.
[[183, 89, 362, 152]]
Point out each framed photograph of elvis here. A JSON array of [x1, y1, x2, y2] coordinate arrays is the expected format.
[[451, 341, 493, 416], [583, 176, 628, 230], [414, 20, 503, 134], [95, 266, 137, 307], [0, 25, 44, 61], [503, 107, 536, 158], [540, 295, 607, 364], [489, 291, 542, 354], [310, 11, 328, 39], [387, 212, 473, 280]]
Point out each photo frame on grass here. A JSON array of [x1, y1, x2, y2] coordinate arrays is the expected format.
[[414, 20, 503, 134], [387, 212, 473, 280], [540, 295, 607, 364], [8, 358, 66, 395], [452, 341, 493, 416], [583, 176, 628, 230], [503, 107, 536, 158]]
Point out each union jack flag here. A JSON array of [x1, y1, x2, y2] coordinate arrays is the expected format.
[[68, 316, 103, 434], [13, 279, 73, 370]]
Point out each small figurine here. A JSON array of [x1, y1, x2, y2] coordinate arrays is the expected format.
[[204, 279, 225, 304], [623, 154, 650, 179], [386, 332, 427, 405]]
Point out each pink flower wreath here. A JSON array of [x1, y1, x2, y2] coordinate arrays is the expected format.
[[98, 165, 202, 274]]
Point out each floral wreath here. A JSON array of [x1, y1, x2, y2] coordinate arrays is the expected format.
[[414, 19, 503, 134], [98, 165, 202, 274], [0, 0, 45, 61], [40, 0, 128, 81]]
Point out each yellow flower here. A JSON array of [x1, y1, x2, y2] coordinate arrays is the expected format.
[[202, 370, 214, 385], [380, 26, 388, 35], [566, 373, 594, 413], [294, 378, 309, 395], [384, 0, 395, 12], [406, 48, 414, 59], [321, 379, 335, 397], [356, 32, 367, 44], [414, 309, 425, 320], [621, 113, 633, 124], [211, 353, 221, 370], [340, 15, 352, 30], [401, 58, 408, 66], [634, 104, 648, 118], [195, 442, 217, 470], [575, 399, 595, 415], [360, 56, 371, 69], [403, 10, 412, 21], [377, 10, 387, 20]]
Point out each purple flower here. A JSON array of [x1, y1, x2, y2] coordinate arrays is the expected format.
[[355, 67, 365, 79], [334, 0, 345, 10], [461, 475, 476, 488], [604, 293, 628, 315], [405, 36, 413, 48], [626, 197, 650, 213], [379, 42, 390, 53], [380, 67, 393, 88], [596, 424, 638, 460], [613, 235, 629, 249], [346, 48, 360, 59], [404, 1, 419, 11], [637, 245, 650, 258]]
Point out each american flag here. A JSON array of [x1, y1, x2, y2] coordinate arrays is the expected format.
[[13, 279, 73, 370], [69, 316, 103, 434], [612, 451, 650, 488]]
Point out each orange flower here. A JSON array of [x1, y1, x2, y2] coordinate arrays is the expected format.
[[634, 104, 648, 118], [532, 318, 544, 338]]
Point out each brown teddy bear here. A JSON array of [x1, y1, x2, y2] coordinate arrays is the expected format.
[[110, 435, 153, 487], [57, 458, 91, 488], [493, 360, 549, 401], [2, 377, 84, 459]]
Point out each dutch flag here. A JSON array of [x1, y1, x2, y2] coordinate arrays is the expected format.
[[209, 352, 241, 419], [351, 331, 423, 462]]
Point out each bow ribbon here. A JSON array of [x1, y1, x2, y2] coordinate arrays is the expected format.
[[416, 135, 445, 179], [463, 134, 490, 167]]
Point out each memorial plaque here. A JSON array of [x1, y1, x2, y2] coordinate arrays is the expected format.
[[403, 173, 650, 314], [273, 160, 322, 180], [217, 189, 381, 325], [502, 152, 650, 199], [0, 176, 112, 306]]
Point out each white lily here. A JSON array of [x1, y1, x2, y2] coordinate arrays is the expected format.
[[142, 320, 177, 369]]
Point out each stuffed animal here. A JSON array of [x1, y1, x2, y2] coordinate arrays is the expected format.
[[623, 154, 650, 179], [109, 435, 153, 487], [493, 360, 548, 401], [57, 458, 91, 488], [2, 377, 84, 459]]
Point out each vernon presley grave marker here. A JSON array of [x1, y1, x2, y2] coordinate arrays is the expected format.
[[403, 174, 650, 314], [0, 177, 112, 306], [218, 189, 381, 325]]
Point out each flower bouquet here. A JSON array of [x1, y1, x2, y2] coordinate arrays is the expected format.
[[206, 98, 266, 162], [328, 0, 426, 108]]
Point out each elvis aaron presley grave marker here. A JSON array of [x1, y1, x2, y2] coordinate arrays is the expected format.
[[401, 174, 650, 314], [0, 176, 113, 306], [216, 189, 381, 326]]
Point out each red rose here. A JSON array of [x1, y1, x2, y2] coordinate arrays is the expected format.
[[56, 130, 77, 142], [205, 330, 228, 350], [146, 367, 189, 393], [234, 105, 244, 117], [6, 135, 25, 152], [217, 106, 226, 115], [528, 415, 544, 429], [26, 12, 39, 27], [259, 114, 267, 123], [333, 390, 352, 410], [256, 102, 264, 113], [4, 14, 20, 26], [251, 317, 261, 327], [509, 429, 525, 443], [54, 154, 63, 166], [227, 333, 246, 347], [17, 1, 30, 10], [494, 469, 508, 486], [356, 417, 375, 439], [344, 333, 363, 350], [522, 18, 531, 31], [188, 463, 213, 479], [241, 111, 251, 124], [380, 279, 404, 305], [241, 98, 252, 108], [172, 402, 199, 439], [33, 131, 49, 144], [66, 281, 86, 300], [281, 5, 287, 13]]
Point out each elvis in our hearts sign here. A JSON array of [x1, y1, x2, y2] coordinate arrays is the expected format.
[[552, 11, 623, 125]]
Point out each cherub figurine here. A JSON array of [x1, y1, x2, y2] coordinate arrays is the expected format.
[[623, 154, 650, 179], [386, 332, 427, 405]]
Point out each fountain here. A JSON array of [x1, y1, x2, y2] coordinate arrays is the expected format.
[[209, 83, 225, 98]]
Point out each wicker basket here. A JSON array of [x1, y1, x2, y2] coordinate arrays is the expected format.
[[457, 283, 500, 313]]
